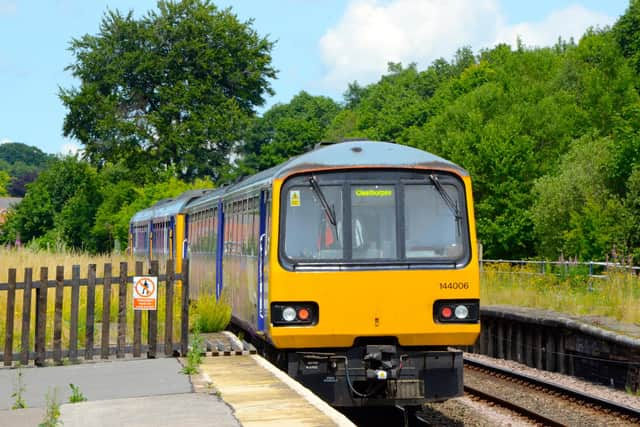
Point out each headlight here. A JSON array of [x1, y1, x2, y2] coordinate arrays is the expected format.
[[454, 304, 469, 319], [271, 302, 319, 326], [434, 300, 479, 323], [282, 306, 297, 322]]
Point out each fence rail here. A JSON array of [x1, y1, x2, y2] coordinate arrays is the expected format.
[[481, 259, 640, 277], [1, 259, 189, 367]]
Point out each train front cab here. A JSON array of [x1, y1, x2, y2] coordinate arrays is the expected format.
[[266, 167, 480, 408]]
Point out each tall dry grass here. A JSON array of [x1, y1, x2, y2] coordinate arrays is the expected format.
[[0, 247, 184, 357], [481, 262, 640, 324]]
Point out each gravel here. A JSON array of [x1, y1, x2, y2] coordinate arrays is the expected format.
[[421, 352, 640, 426], [463, 352, 640, 410]]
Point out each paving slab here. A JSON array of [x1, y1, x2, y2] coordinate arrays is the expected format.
[[60, 393, 240, 427], [0, 358, 191, 410]]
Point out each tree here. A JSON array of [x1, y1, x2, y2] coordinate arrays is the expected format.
[[60, 0, 276, 181], [0, 171, 9, 196], [0, 142, 52, 166], [532, 136, 627, 260], [613, 0, 640, 75], [236, 91, 341, 175], [3, 157, 102, 250], [0, 142, 52, 196]]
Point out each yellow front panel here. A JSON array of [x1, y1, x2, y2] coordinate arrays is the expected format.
[[267, 175, 481, 349]]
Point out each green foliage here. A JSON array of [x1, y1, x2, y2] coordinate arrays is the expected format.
[[414, 46, 576, 258], [68, 383, 87, 403], [60, 0, 276, 181], [0, 143, 52, 197], [181, 327, 204, 375], [236, 91, 341, 176], [39, 388, 61, 427], [11, 368, 27, 410], [1, 156, 102, 251], [0, 142, 51, 166], [0, 170, 9, 196], [613, 0, 640, 76], [193, 294, 232, 333]]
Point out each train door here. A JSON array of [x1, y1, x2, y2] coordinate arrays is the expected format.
[[257, 189, 269, 332]]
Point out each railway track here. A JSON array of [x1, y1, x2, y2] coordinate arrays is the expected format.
[[463, 356, 640, 426]]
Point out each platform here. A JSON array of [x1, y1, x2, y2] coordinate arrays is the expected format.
[[196, 354, 355, 426]]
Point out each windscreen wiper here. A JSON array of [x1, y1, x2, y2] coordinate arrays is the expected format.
[[429, 174, 462, 235], [308, 175, 337, 230]]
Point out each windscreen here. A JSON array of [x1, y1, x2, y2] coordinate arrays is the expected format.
[[280, 170, 469, 267]]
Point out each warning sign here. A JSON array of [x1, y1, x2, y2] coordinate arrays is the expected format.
[[290, 190, 301, 207], [133, 276, 157, 310]]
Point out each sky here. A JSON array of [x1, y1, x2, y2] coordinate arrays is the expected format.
[[0, 0, 631, 155]]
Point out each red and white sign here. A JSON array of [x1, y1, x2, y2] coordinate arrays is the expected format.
[[133, 276, 157, 310]]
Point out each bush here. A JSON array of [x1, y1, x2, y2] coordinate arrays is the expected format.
[[192, 294, 231, 333]]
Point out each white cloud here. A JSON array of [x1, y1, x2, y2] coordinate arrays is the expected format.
[[0, 1, 16, 16], [319, 0, 615, 92], [494, 5, 613, 48], [1, 138, 13, 144]]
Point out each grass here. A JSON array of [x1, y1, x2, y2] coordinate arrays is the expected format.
[[0, 247, 189, 357], [192, 292, 232, 333], [481, 262, 640, 324]]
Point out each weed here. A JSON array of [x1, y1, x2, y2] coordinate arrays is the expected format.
[[181, 326, 205, 375], [11, 367, 27, 410], [39, 387, 61, 427], [192, 294, 231, 333], [481, 262, 640, 323], [68, 383, 87, 403]]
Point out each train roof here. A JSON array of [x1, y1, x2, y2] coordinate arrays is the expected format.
[[130, 188, 215, 223], [131, 141, 468, 221], [184, 187, 227, 212], [224, 140, 468, 195]]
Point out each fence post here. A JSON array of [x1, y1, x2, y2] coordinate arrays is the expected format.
[[53, 266, 64, 365], [4, 268, 16, 366], [35, 267, 48, 367], [20, 268, 33, 366], [101, 264, 112, 359], [85, 264, 96, 360], [69, 265, 80, 362], [117, 262, 128, 358], [165, 259, 175, 357], [181, 259, 190, 356], [148, 260, 159, 358], [133, 262, 143, 357]]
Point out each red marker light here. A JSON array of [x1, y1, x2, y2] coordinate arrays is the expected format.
[[441, 306, 453, 319], [297, 308, 310, 321]]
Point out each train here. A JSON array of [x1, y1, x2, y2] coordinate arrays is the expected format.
[[129, 140, 480, 409]]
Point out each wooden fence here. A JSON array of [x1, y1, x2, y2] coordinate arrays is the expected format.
[[1, 259, 189, 367]]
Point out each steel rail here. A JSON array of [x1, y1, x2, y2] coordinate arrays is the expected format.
[[463, 383, 567, 427], [463, 356, 640, 423]]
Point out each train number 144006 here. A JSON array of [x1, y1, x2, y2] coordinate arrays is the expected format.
[[439, 282, 469, 290]]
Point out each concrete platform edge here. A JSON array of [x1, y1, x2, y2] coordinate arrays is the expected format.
[[250, 354, 355, 427]]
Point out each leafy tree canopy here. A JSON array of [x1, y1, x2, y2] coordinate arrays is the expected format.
[[235, 91, 341, 176], [60, 0, 276, 182], [0, 142, 52, 166], [0, 142, 53, 196], [0, 170, 9, 196], [1, 156, 101, 251]]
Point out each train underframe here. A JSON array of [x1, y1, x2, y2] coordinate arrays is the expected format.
[[272, 341, 464, 408]]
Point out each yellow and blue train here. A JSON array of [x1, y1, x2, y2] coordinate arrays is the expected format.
[[130, 140, 480, 408]]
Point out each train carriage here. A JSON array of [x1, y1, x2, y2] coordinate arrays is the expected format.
[[130, 189, 213, 273], [130, 140, 480, 409]]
